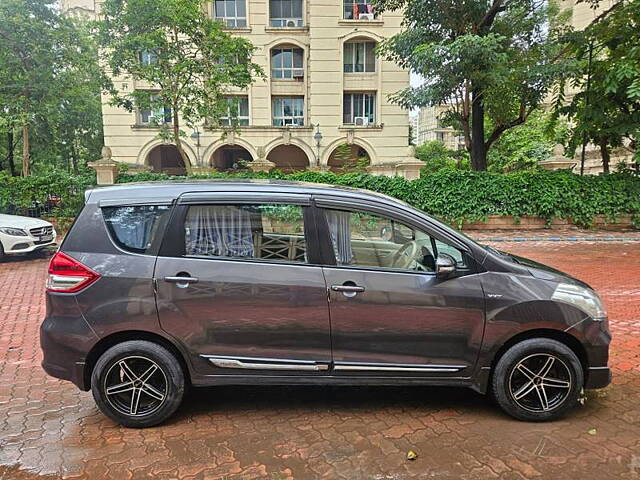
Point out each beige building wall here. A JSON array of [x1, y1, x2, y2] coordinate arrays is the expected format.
[[416, 105, 465, 150], [80, 0, 414, 175]]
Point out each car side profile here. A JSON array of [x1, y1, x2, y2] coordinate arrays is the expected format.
[[40, 180, 611, 427]]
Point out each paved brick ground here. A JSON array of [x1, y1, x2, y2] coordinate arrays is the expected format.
[[1, 240, 639, 480]]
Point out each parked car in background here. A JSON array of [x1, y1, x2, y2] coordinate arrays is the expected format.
[[0, 214, 57, 259], [40, 181, 611, 427]]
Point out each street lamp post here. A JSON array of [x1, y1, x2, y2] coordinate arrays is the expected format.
[[190, 129, 201, 167], [313, 123, 323, 168]]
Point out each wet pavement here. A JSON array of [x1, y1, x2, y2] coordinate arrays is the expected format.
[[1, 239, 639, 480]]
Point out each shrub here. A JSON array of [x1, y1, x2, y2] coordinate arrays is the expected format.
[[118, 169, 640, 228]]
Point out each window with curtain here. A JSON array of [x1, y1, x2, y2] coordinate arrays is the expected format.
[[102, 205, 171, 253], [343, 0, 377, 19], [271, 47, 304, 79], [343, 41, 376, 73], [343, 92, 375, 124], [272, 96, 304, 126], [214, 0, 247, 28], [270, 0, 303, 27], [184, 204, 307, 263], [220, 96, 250, 126]]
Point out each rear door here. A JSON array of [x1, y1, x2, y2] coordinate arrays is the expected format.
[[316, 197, 486, 378], [154, 192, 332, 376]]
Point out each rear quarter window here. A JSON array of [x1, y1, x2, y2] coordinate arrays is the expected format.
[[102, 205, 171, 253]]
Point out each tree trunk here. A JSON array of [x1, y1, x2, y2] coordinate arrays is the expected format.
[[599, 139, 610, 174], [21, 125, 30, 177], [470, 88, 487, 171], [7, 130, 16, 176], [172, 110, 192, 174]]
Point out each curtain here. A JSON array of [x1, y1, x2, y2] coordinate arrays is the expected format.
[[185, 205, 254, 257], [325, 210, 353, 264]]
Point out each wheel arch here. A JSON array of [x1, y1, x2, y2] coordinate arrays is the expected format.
[[83, 330, 191, 391]]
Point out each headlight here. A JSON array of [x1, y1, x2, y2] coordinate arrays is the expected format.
[[0, 227, 28, 237], [552, 283, 607, 320]]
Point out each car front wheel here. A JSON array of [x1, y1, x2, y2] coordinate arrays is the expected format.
[[492, 338, 583, 421], [91, 340, 185, 428]]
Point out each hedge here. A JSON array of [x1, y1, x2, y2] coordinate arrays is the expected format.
[[117, 169, 640, 228], [2, 168, 639, 228]]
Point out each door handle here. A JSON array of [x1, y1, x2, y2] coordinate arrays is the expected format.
[[164, 275, 199, 288], [331, 285, 365, 293]]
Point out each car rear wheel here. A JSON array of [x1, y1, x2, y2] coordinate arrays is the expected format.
[[492, 338, 583, 421], [91, 340, 185, 428]]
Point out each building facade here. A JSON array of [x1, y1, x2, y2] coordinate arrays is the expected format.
[[70, 0, 416, 176], [415, 105, 465, 151]]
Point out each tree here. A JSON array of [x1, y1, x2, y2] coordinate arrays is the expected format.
[[552, 0, 640, 173], [375, 0, 573, 170], [97, 0, 262, 173], [414, 140, 470, 174], [0, 0, 106, 176], [488, 109, 563, 172]]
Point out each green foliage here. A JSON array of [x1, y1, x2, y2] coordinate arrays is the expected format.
[[414, 141, 470, 175], [487, 110, 563, 172], [0, 0, 108, 174], [97, 0, 263, 170], [0, 167, 96, 218], [552, 0, 640, 172], [117, 169, 640, 228], [374, 0, 573, 170]]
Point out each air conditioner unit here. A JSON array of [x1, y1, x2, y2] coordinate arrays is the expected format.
[[286, 19, 298, 27], [358, 13, 374, 20], [292, 69, 304, 79], [354, 116, 370, 126]]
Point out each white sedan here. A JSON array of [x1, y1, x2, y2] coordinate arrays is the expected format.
[[0, 214, 57, 258]]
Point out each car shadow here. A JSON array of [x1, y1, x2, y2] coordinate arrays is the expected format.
[[172, 384, 496, 421]]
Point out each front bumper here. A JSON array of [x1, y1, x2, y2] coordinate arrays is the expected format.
[[3, 231, 57, 254]]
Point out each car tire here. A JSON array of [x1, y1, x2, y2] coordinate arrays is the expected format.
[[492, 338, 583, 422], [91, 340, 185, 428], [0, 241, 4, 260]]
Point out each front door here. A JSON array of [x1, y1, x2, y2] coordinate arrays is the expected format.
[[318, 204, 485, 378], [155, 196, 331, 376]]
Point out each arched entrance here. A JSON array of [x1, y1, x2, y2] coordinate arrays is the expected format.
[[211, 145, 254, 171], [327, 144, 371, 173], [147, 145, 187, 175], [267, 144, 310, 172]]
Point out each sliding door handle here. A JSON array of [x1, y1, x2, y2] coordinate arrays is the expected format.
[[164, 276, 199, 283], [331, 285, 365, 293]]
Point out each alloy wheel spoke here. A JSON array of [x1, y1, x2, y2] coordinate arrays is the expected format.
[[106, 381, 135, 396], [130, 388, 142, 415], [141, 383, 165, 401], [517, 363, 536, 381], [513, 380, 537, 400], [535, 385, 550, 411], [138, 364, 158, 384], [119, 361, 138, 382], [541, 377, 571, 388], [537, 356, 555, 378]]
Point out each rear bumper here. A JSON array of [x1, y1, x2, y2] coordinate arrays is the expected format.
[[40, 295, 97, 391], [585, 366, 612, 389]]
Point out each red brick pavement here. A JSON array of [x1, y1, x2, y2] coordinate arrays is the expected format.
[[0, 241, 639, 480]]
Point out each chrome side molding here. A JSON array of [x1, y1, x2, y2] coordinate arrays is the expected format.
[[333, 362, 465, 373], [203, 355, 329, 371]]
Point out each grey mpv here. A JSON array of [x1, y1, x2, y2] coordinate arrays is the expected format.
[[41, 181, 611, 427]]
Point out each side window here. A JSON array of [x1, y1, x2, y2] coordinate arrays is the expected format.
[[102, 205, 171, 253], [184, 204, 307, 263], [324, 208, 466, 272]]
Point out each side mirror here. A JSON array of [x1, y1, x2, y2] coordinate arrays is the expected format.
[[435, 253, 457, 280]]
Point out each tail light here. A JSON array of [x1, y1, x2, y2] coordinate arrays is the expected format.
[[47, 252, 100, 293]]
